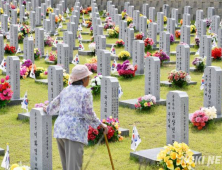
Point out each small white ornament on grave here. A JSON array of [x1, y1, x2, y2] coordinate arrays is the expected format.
[[78, 32, 83, 41], [78, 42, 84, 51], [118, 84, 123, 98], [21, 91, 28, 113], [110, 45, 116, 56], [78, 24, 83, 31], [72, 54, 79, 65], [30, 64, 35, 79], [0, 59, 6, 72]]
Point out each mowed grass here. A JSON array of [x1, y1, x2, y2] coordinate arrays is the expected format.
[[0, 14, 222, 170]]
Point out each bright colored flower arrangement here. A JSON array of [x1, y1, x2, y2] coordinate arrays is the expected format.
[[126, 17, 133, 26], [44, 36, 54, 47], [192, 57, 205, 72], [180, 19, 183, 25], [105, 17, 112, 23], [80, 9, 89, 15], [83, 21, 92, 28], [117, 60, 137, 78], [144, 37, 154, 52], [206, 19, 211, 27], [104, 22, 115, 30], [35, 100, 49, 108], [0, 75, 13, 108], [55, 15, 61, 24], [0, 8, 4, 14], [147, 19, 152, 25], [170, 34, 174, 43], [46, 7, 53, 16], [168, 70, 191, 87], [4, 44, 16, 54], [63, 73, 70, 85], [191, 106, 217, 130], [23, 0, 27, 5], [86, 7, 92, 12], [175, 30, 181, 38], [129, 23, 135, 29], [190, 25, 196, 33], [10, 164, 30, 170], [107, 26, 119, 38], [88, 42, 96, 54], [48, 52, 57, 64], [115, 39, 125, 47], [35, 67, 47, 78], [88, 116, 123, 146], [20, 66, 29, 79], [157, 142, 195, 170], [164, 16, 167, 24], [121, 10, 128, 20], [20, 25, 29, 37], [212, 47, 222, 60], [195, 37, 200, 48], [135, 32, 144, 40], [118, 50, 130, 60], [90, 26, 93, 35], [153, 50, 170, 65], [85, 56, 97, 73], [34, 48, 41, 60], [135, 95, 156, 111], [18, 32, 24, 44], [10, 4, 16, 9], [90, 74, 102, 95]]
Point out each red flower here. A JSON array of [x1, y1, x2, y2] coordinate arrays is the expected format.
[[212, 47, 222, 59]]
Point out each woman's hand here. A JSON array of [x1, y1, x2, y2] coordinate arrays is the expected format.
[[100, 123, 108, 134], [43, 106, 47, 113]]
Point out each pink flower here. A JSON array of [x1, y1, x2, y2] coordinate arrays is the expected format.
[[195, 117, 201, 122], [203, 116, 209, 122], [1, 78, 4, 83], [138, 97, 142, 102], [5, 75, 9, 80]]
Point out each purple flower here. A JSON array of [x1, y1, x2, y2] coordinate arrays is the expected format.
[[195, 37, 200, 46], [22, 59, 32, 67], [170, 34, 174, 43]]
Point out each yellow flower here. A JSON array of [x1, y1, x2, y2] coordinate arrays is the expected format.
[[159, 168, 164, 170], [166, 160, 174, 170], [140, 14, 143, 17], [181, 160, 186, 168], [164, 16, 167, 22], [164, 156, 170, 163], [170, 152, 177, 160], [109, 116, 112, 119], [144, 102, 148, 107], [147, 19, 150, 25], [118, 130, 121, 135], [11, 164, 19, 170], [191, 162, 195, 168], [176, 159, 181, 166], [175, 167, 181, 170], [157, 153, 164, 161]]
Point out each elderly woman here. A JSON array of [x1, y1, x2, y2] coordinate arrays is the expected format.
[[44, 65, 108, 170]]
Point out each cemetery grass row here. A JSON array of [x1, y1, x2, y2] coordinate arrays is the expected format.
[[1, 10, 222, 170]]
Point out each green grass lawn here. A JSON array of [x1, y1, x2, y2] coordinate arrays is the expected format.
[[0, 15, 222, 170]]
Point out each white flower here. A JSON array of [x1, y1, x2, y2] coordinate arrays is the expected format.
[[201, 106, 217, 120], [91, 78, 95, 83], [185, 75, 191, 83], [91, 83, 96, 87], [88, 43, 96, 52], [95, 76, 101, 82], [99, 75, 102, 78], [97, 80, 101, 85]]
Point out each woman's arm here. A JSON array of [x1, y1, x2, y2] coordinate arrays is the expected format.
[[82, 90, 102, 129], [46, 94, 61, 115]]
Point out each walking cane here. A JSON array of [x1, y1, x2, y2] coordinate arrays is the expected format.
[[104, 132, 115, 170]]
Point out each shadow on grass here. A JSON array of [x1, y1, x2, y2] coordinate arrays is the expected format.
[[129, 156, 160, 170]]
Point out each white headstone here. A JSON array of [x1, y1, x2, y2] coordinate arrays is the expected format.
[[176, 44, 190, 73], [133, 40, 144, 75]]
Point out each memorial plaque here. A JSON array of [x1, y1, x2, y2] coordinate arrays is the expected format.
[[180, 25, 190, 46], [142, 3, 149, 18], [133, 40, 144, 75], [176, 44, 190, 73], [157, 12, 164, 33]]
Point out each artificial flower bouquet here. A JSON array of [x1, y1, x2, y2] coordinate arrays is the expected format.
[[88, 42, 96, 55], [107, 26, 119, 38], [80, 9, 89, 15], [20, 66, 29, 79], [134, 95, 156, 111], [34, 48, 41, 60], [35, 100, 49, 108], [88, 116, 123, 146], [147, 19, 152, 26], [191, 106, 217, 130], [104, 22, 115, 30], [55, 15, 61, 24], [0, 75, 13, 108], [170, 34, 174, 43], [175, 30, 181, 39], [47, 52, 57, 64], [168, 70, 191, 87], [195, 37, 200, 48], [46, 7, 53, 16], [192, 57, 205, 72], [90, 26, 93, 35], [20, 59, 36, 79], [35, 67, 48, 79], [212, 47, 222, 60], [10, 4, 16, 9], [63, 73, 70, 86], [135, 32, 144, 40], [117, 60, 137, 78], [105, 17, 112, 23], [180, 19, 183, 25], [90, 74, 102, 95], [84, 21, 92, 28], [157, 142, 195, 170], [121, 10, 128, 20], [44, 36, 54, 47], [10, 163, 30, 170], [164, 16, 167, 24], [115, 39, 125, 48], [18, 32, 24, 44], [152, 50, 170, 65], [0, 7, 4, 14], [190, 25, 196, 33], [118, 51, 130, 60], [126, 17, 133, 26], [86, 7, 92, 13], [206, 19, 211, 27], [144, 37, 154, 52], [4, 44, 16, 55], [85, 56, 97, 73], [19, 25, 29, 37]]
